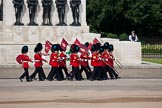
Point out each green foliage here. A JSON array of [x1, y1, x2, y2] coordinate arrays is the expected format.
[[119, 33, 128, 41], [107, 33, 118, 39], [87, 0, 162, 35]]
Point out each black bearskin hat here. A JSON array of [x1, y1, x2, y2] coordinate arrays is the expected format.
[[99, 46, 104, 53], [74, 45, 80, 52], [84, 42, 89, 47], [108, 44, 114, 52], [96, 43, 101, 51], [51, 44, 60, 52], [104, 42, 109, 49], [34, 46, 39, 53], [21, 45, 28, 53], [56, 44, 61, 51], [37, 43, 43, 51], [91, 44, 97, 52]]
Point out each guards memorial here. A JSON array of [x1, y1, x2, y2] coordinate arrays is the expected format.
[[0, 0, 141, 66]]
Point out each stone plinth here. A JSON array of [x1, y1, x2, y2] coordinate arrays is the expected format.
[[0, 26, 90, 44], [101, 38, 141, 66]]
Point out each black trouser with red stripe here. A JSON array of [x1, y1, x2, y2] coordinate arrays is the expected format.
[[30, 67, 46, 81], [47, 67, 62, 81], [80, 66, 91, 79], [70, 66, 82, 80], [100, 66, 108, 80], [20, 68, 30, 81], [105, 66, 118, 79], [91, 66, 101, 80], [59, 66, 69, 79]]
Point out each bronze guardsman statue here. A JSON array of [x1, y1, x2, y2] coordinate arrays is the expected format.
[[12, 0, 24, 25], [70, 0, 81, 26], [0, 0, 3, 21], [55, 0, 67, 26], [27, 0, 38, 25], [42, 0, 53, 25]]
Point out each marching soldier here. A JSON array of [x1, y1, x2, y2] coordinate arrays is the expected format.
[[98, 45, 107, 80], [59, 47, 69, 80], [107, 44, 119, 79], [80, 42, 91, 80], [102, 42, 110, 79], [103, 42, 115, 79], [90, 44, 100, 81], [103, 43, 118, 79], [30, 43, 48, 81], [47, 44, 62, 81], [69, 44, 82, 81], [95, 44, 103, 81], [18, 46, 33, 82]]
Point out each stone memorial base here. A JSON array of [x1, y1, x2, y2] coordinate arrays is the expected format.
[[0, 25, 101, 66], [0, 0, 141, 68], [1, 26, 101, 44], [0, 26, 141, 66], [101, 38, 141, 66]]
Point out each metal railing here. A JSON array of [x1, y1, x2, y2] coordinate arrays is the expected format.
[[139, 33, 162, 58]]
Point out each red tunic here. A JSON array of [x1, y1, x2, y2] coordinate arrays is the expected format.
[[102, 51, 110, 66], [80, 52, 89, 66], [49, 53, 59, 67], [21, 54, 32, 68], [99, 53, 105, 67], [70, 53, 80, 67], [91, 52, 99, 67], [59, 52, 67, 67], [34, 53, 45, 67]]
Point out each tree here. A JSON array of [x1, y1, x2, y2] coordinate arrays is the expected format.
[[87, 0, 162, 36]]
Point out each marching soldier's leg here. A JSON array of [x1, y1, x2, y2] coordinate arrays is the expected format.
[[69, 67, 76, 81], [106, 66, 115, 79], [84, 66, 90, 80], [75, 67, 82, 81], [19, 70, 26, 82], [37, 67, 44, 81], [80, 66, 84, 79], [87, 65, 91, 72], [47, 67, 56, 81], [56, 67, 62, 81], [59, 67, 65, 80], [30, 68, 38, 80], [102, 66, 108, 80], [90, 67, 97, 81], [97, 66, 102, 81], [41, 67, 46, 80], [110, 68, 119, 79], [62, 66, 69, 79], [20, 72, 25, 79], [24, 68, 30, 82]]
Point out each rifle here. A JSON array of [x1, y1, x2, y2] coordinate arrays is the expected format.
[[102, 60, 119, 75]]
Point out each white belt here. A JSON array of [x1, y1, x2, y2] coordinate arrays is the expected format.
[[34, 60, 40, 62], [22, 61, 28, 63]]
